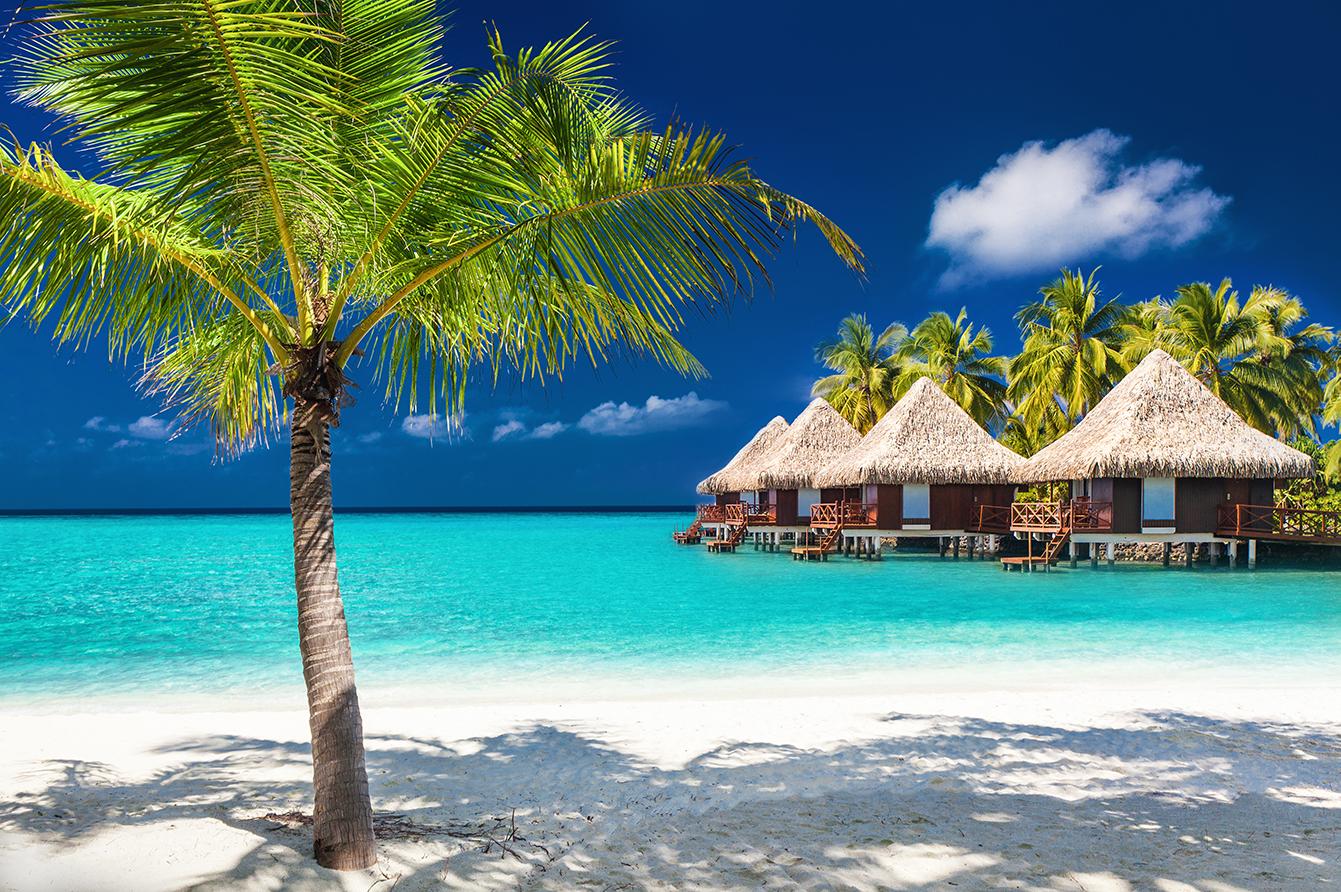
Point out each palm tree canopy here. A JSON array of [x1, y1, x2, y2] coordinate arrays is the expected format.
[[1008, 267, 1128, 430], [896, 308, 1007, 426], [1153, 280, 1329, 437], [0, 1, 863, 451], [811, 314, 906, 434]]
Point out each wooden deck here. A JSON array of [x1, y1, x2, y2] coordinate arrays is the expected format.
[[1000, 555, 1054, 572], [1216, 503, 1341, 544], [791, 546, 830, 561]]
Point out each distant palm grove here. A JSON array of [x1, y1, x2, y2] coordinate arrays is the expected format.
[[813, 269, 1341, 491]]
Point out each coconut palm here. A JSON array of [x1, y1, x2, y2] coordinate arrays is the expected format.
[[811, 314, 906, 434], [1241, 286, 1332, 435], [1008, 268, 1128, 430], [0, 2, 861, 869], [895, 308, 1007, 426], [1158, 280, 1326, 437], [1118, 296, 1171, 364]]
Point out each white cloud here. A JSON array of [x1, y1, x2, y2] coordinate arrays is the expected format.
[[84, 416, 121, 433], [127, 416, 174, 440], [357, 432, 384, 445], [577, 392, 726, 437], [401, 414, 449, 439], [491, 419, 527, 442], [528, 421, 568, 440], [926, 129, 1229, 285], [110, 438, 142, 450]]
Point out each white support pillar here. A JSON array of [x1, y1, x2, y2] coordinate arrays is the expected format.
[[1247, 538, 1258, 568], [1106, 542, 1115, 565]]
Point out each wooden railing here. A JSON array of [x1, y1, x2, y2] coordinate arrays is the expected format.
[[971, 504, 1012, 532], [1011, 500, 1113, 533], [809, 502, 840, 527], [724, 502, 776, 525], [697, 504, 726, 523], [1216, 504, 1341, 542], [809, 501, 876, 528], [1070, 498, 1113, 531], [1011, 501, 1066, 532]]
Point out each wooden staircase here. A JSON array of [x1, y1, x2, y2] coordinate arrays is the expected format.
[[1002, 504, 1072, 572], [672, 517, 704, 544], [1041, 524, 1071, 563], [793, 512, 845, 562], [707, 522, 748, 553]]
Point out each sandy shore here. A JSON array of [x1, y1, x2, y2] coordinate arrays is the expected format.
[[2, 677, 1340, 891]]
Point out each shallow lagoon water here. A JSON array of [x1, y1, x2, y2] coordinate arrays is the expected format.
[[3, 511, 1341, 704]]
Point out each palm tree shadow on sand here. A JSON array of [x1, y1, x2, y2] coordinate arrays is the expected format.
[[2, 711, 1340, 890]]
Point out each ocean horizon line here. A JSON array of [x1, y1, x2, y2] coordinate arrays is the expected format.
[[0, 504, 695, 517]]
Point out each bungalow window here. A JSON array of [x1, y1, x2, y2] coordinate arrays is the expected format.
[[903, 483, 931, 528], [1142, 477, 1176, 532], [798, 487, 821, 516]]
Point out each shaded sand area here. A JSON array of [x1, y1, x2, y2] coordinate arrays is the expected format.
[[2, 682, 1340, 891]]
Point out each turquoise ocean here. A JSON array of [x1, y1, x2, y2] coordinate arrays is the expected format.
[[3, 511, 1341, 708]]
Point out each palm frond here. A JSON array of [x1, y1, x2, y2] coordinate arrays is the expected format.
[[142, 310, 284, 454], [337, 124, 862, 365], [0, 141, 287, 359]]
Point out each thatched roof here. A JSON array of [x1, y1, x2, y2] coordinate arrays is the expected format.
[[751, 398, 863, 490], [817, 377, 1025, 486], [696, 416, 789, 494], [1022, 349, 1313, 482]]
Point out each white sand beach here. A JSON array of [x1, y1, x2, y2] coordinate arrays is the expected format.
[[2, 675, 1340, 891]]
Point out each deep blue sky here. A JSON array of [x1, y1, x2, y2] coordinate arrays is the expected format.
[[1, 1, 1338, 508]]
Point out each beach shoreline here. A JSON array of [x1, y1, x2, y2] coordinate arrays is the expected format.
[[4, 673, 1339, 891]]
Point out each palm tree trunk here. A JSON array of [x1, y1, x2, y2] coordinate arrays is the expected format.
[[289, 398, 376, 870]]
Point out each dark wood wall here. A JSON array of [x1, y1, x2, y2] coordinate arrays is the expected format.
[[820, 486, 861, 503], [875, 484, 902, 530], [775, 488, 799, 525], [1082, 476, 1277, 533], [1178, 477, 1276, 532], [930, 484, 973, 529], [714, 492, 737, 507], [1083, 478, 1142, 533]]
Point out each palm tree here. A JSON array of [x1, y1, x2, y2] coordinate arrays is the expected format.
[[1008, 268, 1128, 430], [0, 3, 861, 870], [895, 308, 1007, 426], [1159, 280, 1326, 437], [1241, 286, 1332, 436], [1118, 296, 1171, 364], [811, 314, 906, 433]]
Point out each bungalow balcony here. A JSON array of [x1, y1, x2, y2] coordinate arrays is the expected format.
[[725, 501, 777, 525], [1006, 499, 1114, 533], [1216, 503, 1341, 543], [696, 504, 727, 524], [809, 501, 878, 529]]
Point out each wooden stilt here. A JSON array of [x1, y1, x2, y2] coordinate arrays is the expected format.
[[1162, 542, 1171, 567]]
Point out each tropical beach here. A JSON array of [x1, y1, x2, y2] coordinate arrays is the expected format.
[[2, 0, 1341, 889], [4, 513, 1341, 889]]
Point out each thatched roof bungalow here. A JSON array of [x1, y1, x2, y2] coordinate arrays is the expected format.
[[745, 398, 863, 525], [697, 416, 789, 501], [1022, 349, 1313, 539], [816, 377, 1024, 531]]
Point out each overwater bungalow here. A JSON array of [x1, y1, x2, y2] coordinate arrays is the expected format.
[[680, 416, 789, 542], [1014, 349, 1318, 567], [706, 398, 862, 552], [812, 377, 1025, 558]]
